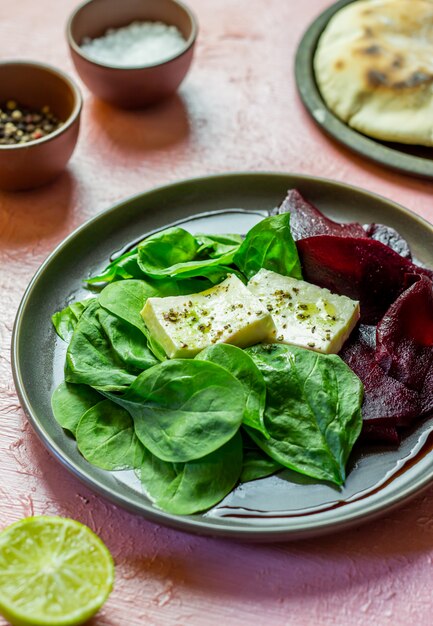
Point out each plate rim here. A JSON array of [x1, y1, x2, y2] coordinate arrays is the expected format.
[[295, 0, 433, 180], [11, 171, 433, 541]]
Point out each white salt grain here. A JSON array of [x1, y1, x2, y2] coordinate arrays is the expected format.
[[81, 21, 187, 67]]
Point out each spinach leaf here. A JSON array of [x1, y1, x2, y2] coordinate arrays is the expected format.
[[98, 308, 158, 371], [100, 281, 162, 361], [51, 382, 102, 435], [86, 226, 202, 285], [136, 227, 239, 282], [140, 431, 243, 515], [195, 343, 268, 437], [52, 299, 96, 342], [106, 359, 246, 462], [88, 249, 225, 287], [65, 300, 156, 391], [245, 344, 363, 485], [239, 432, 283, 482], [139, 250, 238, 282], [240, 446, 283, 483], [86, 228, 242, 286], [138, 227, 199, 274], [86, 250, 144, 285], [76, 400, 144, 470], [234, 212, 302, 280], [99, 280, 155, 334], [196, 233, 243, 258]]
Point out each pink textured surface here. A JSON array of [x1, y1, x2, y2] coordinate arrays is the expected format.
[[1, 1, 433, 624]]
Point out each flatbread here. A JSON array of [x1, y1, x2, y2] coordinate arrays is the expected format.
[[314, 0, 433, 146]]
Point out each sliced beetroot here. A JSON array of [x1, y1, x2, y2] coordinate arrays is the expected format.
[[341, 278, 433, 444], [364, 223, 412, 259], [375, 276, 433, 403], [361, 423, 399, 445], [275, 189, 366, 240], [297, 235, 433, 324], [275, 189, 413, 258], [340, 324, 421, 443]]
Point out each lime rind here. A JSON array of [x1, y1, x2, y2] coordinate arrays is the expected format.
[[0, 516, 114, 626]]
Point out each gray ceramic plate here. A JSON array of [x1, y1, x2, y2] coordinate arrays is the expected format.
[[12, 173, 433, 541], [295, 0, 433, 179]]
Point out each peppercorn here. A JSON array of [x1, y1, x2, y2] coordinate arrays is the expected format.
[[0, 101, 63, 146]]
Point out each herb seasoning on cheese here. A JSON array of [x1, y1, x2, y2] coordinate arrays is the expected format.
[[141, 273, 277, 358], [247, 269, 360, 354]]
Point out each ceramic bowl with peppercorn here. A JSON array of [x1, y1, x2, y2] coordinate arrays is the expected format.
[[0, 61, 82, 191], [67, 0, 198, 108]]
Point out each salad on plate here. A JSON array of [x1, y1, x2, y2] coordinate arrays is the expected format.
[[50, 189, 433, 515]]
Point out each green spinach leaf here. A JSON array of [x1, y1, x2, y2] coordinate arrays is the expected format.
[[137, 227, 199, 274], [136, 227, 239, 282], [139, 250, 238, 282], [76, 399, 144, 470], [140, 431, 243, 515], [245, 344, 363, 485], [99, 280, 154, 334], [86, 228, 242, 286], [240, 439, 283, 483], [234, 212, 302, 280], [98, 281, 170, 362], [196, 233, 243, 258], [52, 299, 96, 342], [65, 300, 157, 391], [86, 249, 144, 285], [106, 359, 246, 462], [98, 307, 158, 371], [195, 343, 268, 437], [51, 382, 102, 435], [239, 431, 283, 482]]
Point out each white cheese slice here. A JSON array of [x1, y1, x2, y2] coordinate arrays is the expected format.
[[141, 273, 277, 358], [247, 268, 360, 354]]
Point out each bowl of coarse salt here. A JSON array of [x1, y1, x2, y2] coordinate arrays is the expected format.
[[67, 0, 197, 108]]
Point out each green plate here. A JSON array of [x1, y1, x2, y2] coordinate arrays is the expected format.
[[11, 173, 433, 541], [295, 0, 433, 179]]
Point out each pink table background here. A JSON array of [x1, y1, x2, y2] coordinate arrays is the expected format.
[[1, 1, 433, 624]]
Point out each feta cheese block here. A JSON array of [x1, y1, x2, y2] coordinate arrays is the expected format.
[[248, 269, 360, 354], [141, 273, 277, 358]]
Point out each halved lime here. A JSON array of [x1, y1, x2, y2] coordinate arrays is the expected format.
[[0, 516, 114, 626]]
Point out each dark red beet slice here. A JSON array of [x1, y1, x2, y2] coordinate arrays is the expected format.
[[376, 276, 433, 405], [340, 325, 421, 443], [364, 223, 412, 259], [275, 189, 413, 258], [275, 189, 366, 239], [297, 235, 433, 324], [361, 423, 399, 445]]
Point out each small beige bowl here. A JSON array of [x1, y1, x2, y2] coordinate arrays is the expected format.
[[67, 0, 198, 109], [0, 61, 82, 192]]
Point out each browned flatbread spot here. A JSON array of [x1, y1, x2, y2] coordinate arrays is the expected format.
[[392, 56, 403, 69], [365, 68, 433, 90], [361, 45, 382, 56], [367, 70, 389, 87], [393, 71, 433, 89]]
